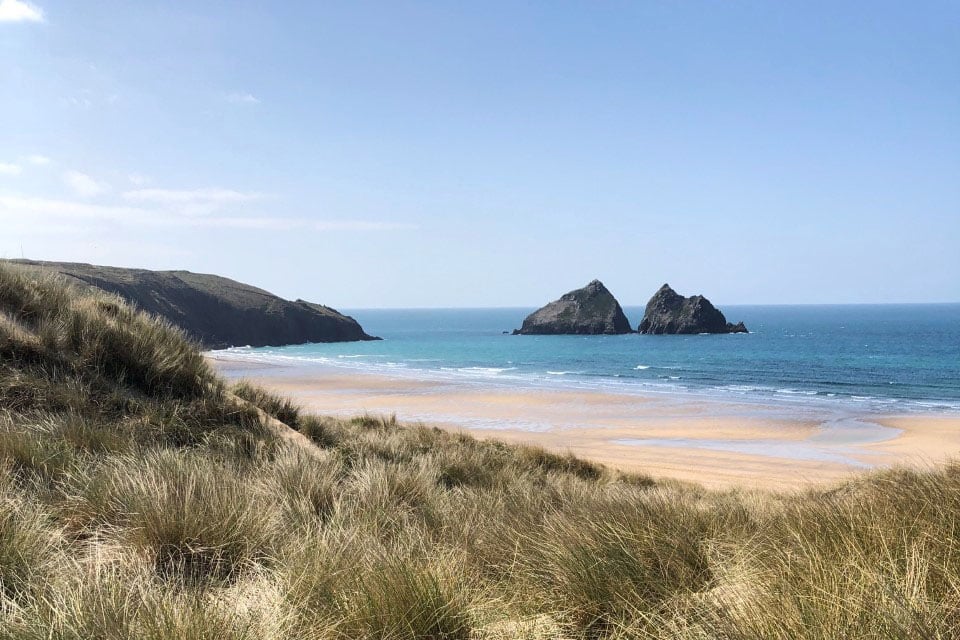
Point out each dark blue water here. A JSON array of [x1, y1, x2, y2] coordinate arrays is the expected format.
[[218, 305, 960, 413]]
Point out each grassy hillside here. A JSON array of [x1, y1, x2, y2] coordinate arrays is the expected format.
[[4, 259, 379, 349], [0, 263, 958, 639]]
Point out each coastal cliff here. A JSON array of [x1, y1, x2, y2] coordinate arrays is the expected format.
[[638, 283, 747, 334], [6, 260, 379, 348], [514, 280, 633, 335]]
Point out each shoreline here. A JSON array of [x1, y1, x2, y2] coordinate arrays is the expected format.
[[208, 352, 960, 490], [208, 344, 960, 416]]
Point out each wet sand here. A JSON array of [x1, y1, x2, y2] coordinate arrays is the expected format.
[[208, 353, 960, 490]]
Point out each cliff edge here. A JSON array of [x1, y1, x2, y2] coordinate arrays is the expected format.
[[7, 260, 379, 348]]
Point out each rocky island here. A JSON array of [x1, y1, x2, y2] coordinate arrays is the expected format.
[[638, 283, 748, 334], [514, 280, 633, 335], [6, 260, 379, 348]]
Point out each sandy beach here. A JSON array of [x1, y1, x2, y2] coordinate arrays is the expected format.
[[209, 353, 960, 490]]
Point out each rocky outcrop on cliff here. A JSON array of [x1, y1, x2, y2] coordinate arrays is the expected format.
[[638, 284, 747, 334], [514, 280, 633, 335], [8, 260, 379, 348]]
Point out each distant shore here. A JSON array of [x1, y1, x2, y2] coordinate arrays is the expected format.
[[208, 352, 960, 490]]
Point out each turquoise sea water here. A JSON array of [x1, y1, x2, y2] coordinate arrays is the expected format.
[[217, 305, 960, 414]]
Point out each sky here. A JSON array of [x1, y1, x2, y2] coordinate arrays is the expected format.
[[1, 0, 958, 308]]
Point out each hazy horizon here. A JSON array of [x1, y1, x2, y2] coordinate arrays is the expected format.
[[2, 1, 958, 307], [339, 301, 960, 311]]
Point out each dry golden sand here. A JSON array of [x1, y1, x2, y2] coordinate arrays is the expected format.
[[208, 354, 960, 490]]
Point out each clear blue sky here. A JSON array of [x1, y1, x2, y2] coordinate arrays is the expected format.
[[1, 1, 958, 307]]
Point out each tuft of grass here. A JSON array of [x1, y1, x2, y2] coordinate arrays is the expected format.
[[267, 451, 342, 526], [0, 423, 75, 486], [297, 414, 346, 449], [6, 558, 286, 640], [351, 412, 399, 430], [0, 479, 62, 601], [279, 529, 360, 629], [527, 494, 714, 636], [342, 559, 472, 640], [232, 381, 301, 428], [516, 444, 605, 481], [281, 532, 473, 640], [75, 450, 281, 584]]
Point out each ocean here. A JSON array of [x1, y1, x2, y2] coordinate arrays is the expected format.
[[216, 304, 960, 415]]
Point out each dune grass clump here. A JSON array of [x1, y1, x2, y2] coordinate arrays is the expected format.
[[6, 559, 283, 640], [0, 480, 62, 601], [1, 262, 960, 638], [105, 450, 281, 583], [0, 267, 215, 403], [527, 495, 714, 635], [0, 424, 75, 486], [278, 527, 473, 639], [232, 381, 301, 428], [343, 559, 472, 640]]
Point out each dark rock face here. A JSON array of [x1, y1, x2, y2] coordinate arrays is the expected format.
[[638, 284, 748, 335], [514, 280, 633, 335], [8, 260, 380, 348]]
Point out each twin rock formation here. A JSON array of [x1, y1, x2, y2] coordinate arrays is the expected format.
[[514, 280, 747, 336]]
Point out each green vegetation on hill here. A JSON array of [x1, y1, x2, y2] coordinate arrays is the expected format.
[[0, 263, 958, 639], [4, 259, 379, 349]]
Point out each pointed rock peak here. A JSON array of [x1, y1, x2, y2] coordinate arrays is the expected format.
[[561, 279, 616, 304], [639, 284, 748, 335], [652, 283, 683, 304], [583, 279, 610, 294], [514, 280, 633, 335], [654, 282, 681, 297]]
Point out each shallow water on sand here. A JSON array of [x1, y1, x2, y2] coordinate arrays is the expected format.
[[215, 304, 960, 415], [612, 420, 896, 467]]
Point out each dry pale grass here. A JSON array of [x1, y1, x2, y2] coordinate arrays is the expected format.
[[0, 263, 959, 639]]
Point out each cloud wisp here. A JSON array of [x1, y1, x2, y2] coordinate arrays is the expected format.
[[63, 170, 109, 198], [0, 193, 416, 233], [123, 188, 262, 205], [0, 156, 53, 176], [0, 0, 44, 23], [226, 92, 261, 105], [122, 187, 263, 217]]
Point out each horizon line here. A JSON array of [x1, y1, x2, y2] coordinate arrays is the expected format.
[[339, 301, 960, 311]]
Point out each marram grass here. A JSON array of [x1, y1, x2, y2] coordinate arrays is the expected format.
[[0, 262, 958, 639]]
